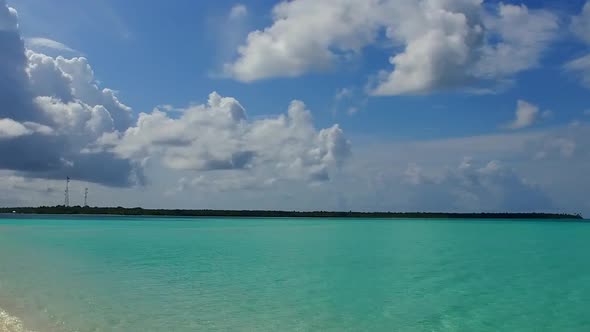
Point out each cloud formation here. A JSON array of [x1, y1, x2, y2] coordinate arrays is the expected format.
[[0, 118, 52, 139], [566, 54, 590, 88], [225, 0, 380, 82], [96, 92, 351, 183], [229, 4, 248, 20], [505, 100, 540, 130], [402, 158, 553, 212], [572, 1, 590, 44], [1, 1, 351, 188], [0, 1, 140, 186], [566, 1, 590, 88], [225, 0, 558, 95], [2, 0, 587, 215], [25, 37, 78, 54]]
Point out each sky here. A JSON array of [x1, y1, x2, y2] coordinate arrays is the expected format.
[[0, 0, 589, 215]]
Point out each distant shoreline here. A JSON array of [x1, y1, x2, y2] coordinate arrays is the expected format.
[[0, 206, 583, 220]]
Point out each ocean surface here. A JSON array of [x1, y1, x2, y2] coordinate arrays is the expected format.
[[0, 216, 589, 332]]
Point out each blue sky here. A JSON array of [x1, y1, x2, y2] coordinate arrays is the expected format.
[[1, 0, 590, 214], [12, 0, 588, 133]]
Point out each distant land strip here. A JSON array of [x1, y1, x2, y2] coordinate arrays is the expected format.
[[0, 206, 584, 220]]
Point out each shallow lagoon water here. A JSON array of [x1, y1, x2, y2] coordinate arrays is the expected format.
[[0, 216, 589, 331]]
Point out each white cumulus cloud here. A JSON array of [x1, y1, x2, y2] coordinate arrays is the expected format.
[[474, 4, 558, 78], [96, 92, 351, 183], [0, 0, 351, 189], [225, 0, 381, 82], [0, 118, 52, 139], [225, 0, 558, 95], [0, 1, 141, 186], [505, 100, 540, 130]]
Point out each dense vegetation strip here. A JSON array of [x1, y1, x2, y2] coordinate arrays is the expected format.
[[0, 206, 583, 220]]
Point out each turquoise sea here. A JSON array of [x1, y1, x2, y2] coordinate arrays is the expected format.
[[0, 216, 589, 331]]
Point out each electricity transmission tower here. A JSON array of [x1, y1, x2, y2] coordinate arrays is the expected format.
[[64, 176, 70, 207]]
